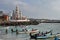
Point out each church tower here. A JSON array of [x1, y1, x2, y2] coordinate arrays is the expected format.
[[12, 10, 15, 19], [12, 5, 22, 20], [15, 5, 20, 19]]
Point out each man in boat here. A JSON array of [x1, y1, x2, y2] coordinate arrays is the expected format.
[[37, 31, 40, 36], [25, 28, 28, 32], [46, 30, 52, 35], [22, 28, 28, 32], [29, 32, 37, 39], [32, 28, 34, 31], [22, 29, 25, 31], [32, 28, 37, 31], [41, 32, 44, 35]]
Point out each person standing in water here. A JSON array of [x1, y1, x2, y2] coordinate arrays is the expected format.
[[11, 29, 13, 33], [16, 29, 18, 34], [5, 29, 8, 34]]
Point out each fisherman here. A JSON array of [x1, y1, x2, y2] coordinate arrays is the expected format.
[[16, 29, 18, 34], [50, 32, 52, 35], [44, 33, 46, 36], [11, 29, 13, 32], [38, 31, 41, 36], [46, 31, 48, 34], [41, 32, 43, 35], [22, 29, 24, 31], [38, 31, 40, 34], [5, 29, 8, 33], [29, 33, 37, 39], [25, 28, 28, 32], [34, 34, 37, 39], [29, 33, 32, 38], [32, 28, 34, 31], [50, 30, 52, 35]]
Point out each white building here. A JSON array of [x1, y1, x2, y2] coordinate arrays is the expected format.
[[11, 5, 30, 22]]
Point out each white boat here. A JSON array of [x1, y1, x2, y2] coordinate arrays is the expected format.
[[18, 29, 39, 34], [18, 31, 28, 34], [54, 33, 60, 40], [28, 29, 39, 34]]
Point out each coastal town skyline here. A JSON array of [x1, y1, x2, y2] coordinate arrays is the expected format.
[[0, 0, 60, 19]]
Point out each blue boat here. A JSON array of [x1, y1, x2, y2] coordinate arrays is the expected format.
[[37, 35, 55, 39], [54, 36, 60, 40], [30, 31, 56, 39]]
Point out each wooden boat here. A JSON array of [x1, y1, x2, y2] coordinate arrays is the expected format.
[[30, 34, 55, 39], [54, 34, 60, 40], [18, 31, 28, 34], [30, 30, 56, 39], [28, 29, 39, 33], [11, 29, 39, 34], [54, 36, 60, 40], [37, 34, 55, 39], [11, 30, 28, 34], [18, 29, 39, 34]]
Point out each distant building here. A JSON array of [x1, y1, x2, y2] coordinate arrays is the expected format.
[[2, 14, 9, 21], [22, 16, 27, 20], [10, 5, 30, 23], [0, 11, 9, 22], [11, 5, 27, 20], [0, 11, 3, 16]]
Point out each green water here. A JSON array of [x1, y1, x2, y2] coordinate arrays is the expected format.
[[0, 23, 60, 40]]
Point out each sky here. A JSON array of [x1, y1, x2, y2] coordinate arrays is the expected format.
[[0, 0, 60, 19]]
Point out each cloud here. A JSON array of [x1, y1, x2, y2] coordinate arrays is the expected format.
[[0, 0, 60, 19]]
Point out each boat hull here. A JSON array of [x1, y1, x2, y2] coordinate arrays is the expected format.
[[37, 35, 55, 39], [30, 34, 56, 39]]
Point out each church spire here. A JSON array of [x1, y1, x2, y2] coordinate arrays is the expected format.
[[16, 5, 19, 13], [12, 10, 15, 19], [15, 5, 20, 19], [15, 5, 22, 20], [12, 5, 22, 20]]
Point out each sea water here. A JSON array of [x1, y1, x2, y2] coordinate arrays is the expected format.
[[0, 23, 60, 40]]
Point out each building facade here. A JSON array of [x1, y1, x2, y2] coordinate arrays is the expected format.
[[12, 5, 27, 20], [0, 11, 9, 22]]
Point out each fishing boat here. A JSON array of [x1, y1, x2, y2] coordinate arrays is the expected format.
[[29, 29, 39, 34], [18, 31, 28, 34], [11, 28, 39, 34], [18, 29, 39, 34], [30, 33, 55, 39], [54, 36, 60, 40], [54, 33, 60, 40], [11, 29, 28, 33], [37, 34, 55, 39], [29, 30, 56, 39]]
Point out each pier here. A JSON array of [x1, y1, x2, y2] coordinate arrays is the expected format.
[[0, 20, 39, 26]]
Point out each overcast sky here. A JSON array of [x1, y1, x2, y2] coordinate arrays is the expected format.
[[0, 0, 60, 19]]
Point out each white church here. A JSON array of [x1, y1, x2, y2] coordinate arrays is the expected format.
[[10, 5, 30, 22]]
